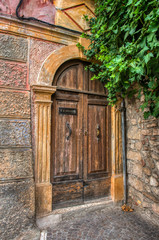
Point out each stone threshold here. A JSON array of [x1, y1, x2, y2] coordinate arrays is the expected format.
[[36, 196, 113, 230]]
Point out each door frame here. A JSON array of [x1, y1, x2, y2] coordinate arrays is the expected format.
[[31, 44, 123, 217]]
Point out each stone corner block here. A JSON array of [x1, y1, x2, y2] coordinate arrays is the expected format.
[[0, 119, 31, 147], [36, 183, 52, 216], [0, 148, 33, 180], [0, 90, 30, 118], [0, 34, 28, 62], [0, 179, 35, 240]]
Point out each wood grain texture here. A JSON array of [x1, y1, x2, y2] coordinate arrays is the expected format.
[[51, 61, 111, 208]]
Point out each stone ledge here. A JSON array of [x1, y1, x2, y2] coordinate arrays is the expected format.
[[0, 15, 80, 45]]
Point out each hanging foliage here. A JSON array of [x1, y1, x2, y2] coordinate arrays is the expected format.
[[77, 0, 159, 118]]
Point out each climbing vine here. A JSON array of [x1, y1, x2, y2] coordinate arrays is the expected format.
[[78, 0, 159, 118]]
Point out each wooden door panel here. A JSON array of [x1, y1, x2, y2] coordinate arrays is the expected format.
[[52, 93, 83, 209], [88, 71, 105, 94], [52, 181, 83, 209], [55, 61, 83, 90], [84, 178, 111, 200], [53, 100, 80, 180], [52, 60, 111, 209], [83, 96, 111, 200], [57, 65, 78, 89], [88, 105, 107, 176]]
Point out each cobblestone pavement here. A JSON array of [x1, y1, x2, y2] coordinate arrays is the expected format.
[[47, 206, 159, 240]]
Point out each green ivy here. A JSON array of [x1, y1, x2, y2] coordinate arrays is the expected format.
[[78, 0, 159, 119]]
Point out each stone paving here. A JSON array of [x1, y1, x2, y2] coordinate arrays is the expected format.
[[47, 205, 159, 240]]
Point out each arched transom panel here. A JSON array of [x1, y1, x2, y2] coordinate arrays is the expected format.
[[53, 60, 105, 94]]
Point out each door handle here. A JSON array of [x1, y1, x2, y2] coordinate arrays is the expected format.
[[97, 124, 100, 140], [66, 122, 72, 140]]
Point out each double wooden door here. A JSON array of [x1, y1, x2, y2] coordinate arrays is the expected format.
[[51, 61, 111, 209]]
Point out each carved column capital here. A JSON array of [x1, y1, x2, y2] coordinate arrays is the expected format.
[[32, 85, 56, 102]]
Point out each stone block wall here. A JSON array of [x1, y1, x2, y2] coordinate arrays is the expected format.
[[0, 33, 35, 240], [0, 27, 63, 239], [126, 97, 159, 223]]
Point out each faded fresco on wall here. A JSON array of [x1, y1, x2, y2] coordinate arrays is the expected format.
[[0, 0, 95, 31], [54, 0, 95, 31], [0, 0, 55, 24]]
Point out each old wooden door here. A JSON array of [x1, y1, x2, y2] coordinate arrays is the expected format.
[[51, 60, 111, 209]]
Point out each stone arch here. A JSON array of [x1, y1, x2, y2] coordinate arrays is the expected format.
[[37, 45, 87, 86], [33, 44, 123, 217]]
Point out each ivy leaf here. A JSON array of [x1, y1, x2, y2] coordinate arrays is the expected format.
[[78, 0, 159, 119], [144, 52, 154, 64], [144, 111, 151, 119]]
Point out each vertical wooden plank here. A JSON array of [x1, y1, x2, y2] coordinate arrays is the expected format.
[[78, 93, 83, 179], [83, 63, 89, 91], [77, 62, 83, 90], [83, 94, 88, 181]]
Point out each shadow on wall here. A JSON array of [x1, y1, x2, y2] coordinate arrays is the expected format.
[[0, 0, 55, 24]]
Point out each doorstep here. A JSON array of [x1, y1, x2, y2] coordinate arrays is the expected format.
[[36, 196, 113, 230]]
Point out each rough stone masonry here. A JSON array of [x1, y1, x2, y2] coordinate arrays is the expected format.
[[126, 96, 159, 224]]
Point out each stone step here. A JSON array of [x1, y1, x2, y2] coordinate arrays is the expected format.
[[36, 196, 113, 230]]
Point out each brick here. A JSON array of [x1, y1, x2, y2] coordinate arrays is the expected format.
[[143, 192, 159, 203], [142, 201, 152, 208], [141, 159, 146, 167], [150, 176, 158, 187], [144, 177, 149, 184], [141, 129, 153, 136], [151, 153, 159, 160], [147, 123, 158, 128], [127, 151, 141, 161], [128, 176, 143, 192], [132, 164, 143, 178], [0, 119, 31, 147], [135, 141, 142, 151], [156, 162, 159, 171], [153, 129, 159, 136], [0, 179, 35, 240], [0, 90, 30, 118], [0, 34, 28, 62], [152, 203, 159, 215], [131, 119, 137, 125], [147, 159, 155, 169], [143, 167, 151, 176], [152, 187, 159, 196], [0, 148, 33, 179], [149, 140, 159, 146], [0, 60, 28, 88], [127, 126, 141, 140], [144, 185, 151, 193]]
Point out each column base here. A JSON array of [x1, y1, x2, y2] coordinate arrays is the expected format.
[[36, 183, 52, 216], [111, 174, 124, 202]]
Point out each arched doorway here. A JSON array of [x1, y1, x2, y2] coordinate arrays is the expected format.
[[51, 60, 111, 209]]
